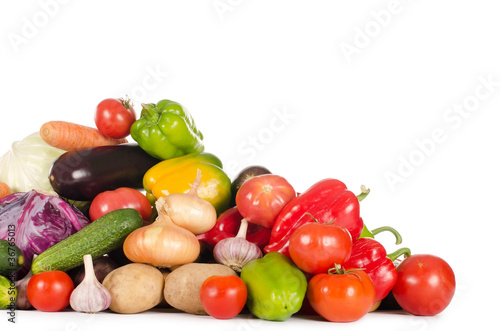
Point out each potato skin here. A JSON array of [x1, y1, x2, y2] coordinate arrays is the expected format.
[[103, 263, 164, 314], [164, 263, 237, 315]]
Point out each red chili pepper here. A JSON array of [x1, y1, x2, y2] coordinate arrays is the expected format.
[[196, 206, 272, 250], [344, 233, 411, 303], [264, 178, 368, 257]]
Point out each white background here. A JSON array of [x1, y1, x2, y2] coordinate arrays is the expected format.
[[1, 0, 499, 330]]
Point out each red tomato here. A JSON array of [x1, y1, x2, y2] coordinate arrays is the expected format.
[[95, 98, 136, 139], [200, 275, 247, 319], [289, 221, 352, 274], [89, 187, 152, 222], [307, 268, 376, 322], [235, 174, 296, 228], [392, 254, 455, 316], [27, 271, 74, 312]]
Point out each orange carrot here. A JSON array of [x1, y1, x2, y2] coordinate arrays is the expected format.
[[40, 121, 128, 151], [0, 182, 10, 200]]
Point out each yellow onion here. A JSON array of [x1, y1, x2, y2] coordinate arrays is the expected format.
[[123, 196, 200, 268], [162, 169, 217, 235]]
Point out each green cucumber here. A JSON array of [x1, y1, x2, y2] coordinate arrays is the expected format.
[[0, 239, 24, 276], [31, 208, 142, 274]]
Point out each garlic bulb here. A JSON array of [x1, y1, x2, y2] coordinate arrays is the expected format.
[[213, 218, 262, 272], [69, 254, 112, 313], [14, 269, 33, 310]]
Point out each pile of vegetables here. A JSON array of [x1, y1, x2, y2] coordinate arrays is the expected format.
[[0, 96, 456, 322]]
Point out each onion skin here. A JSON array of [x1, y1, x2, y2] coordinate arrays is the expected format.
[[163, 169, 217, 235], [123, 197, 201, 268], [164, 193, 217, 234]]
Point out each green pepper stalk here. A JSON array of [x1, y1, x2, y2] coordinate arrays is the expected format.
[[356, 186, 403, 243]]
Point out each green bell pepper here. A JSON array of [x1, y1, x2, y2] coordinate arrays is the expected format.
[[130, 99, 204, 160], [240, 252, 307, 321]]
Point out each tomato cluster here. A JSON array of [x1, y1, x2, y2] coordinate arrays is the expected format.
[[231, 172, 456, 322], [287, 222, 456, 321]]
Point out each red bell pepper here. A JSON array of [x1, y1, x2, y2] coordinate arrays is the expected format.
[[344, 235, 411, 303], [196, 206, 272, 250], [264, 178, 368, 257]]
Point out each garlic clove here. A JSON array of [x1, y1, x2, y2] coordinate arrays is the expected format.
[[69, 254, 112, 314], [213, 237, 263, 273]]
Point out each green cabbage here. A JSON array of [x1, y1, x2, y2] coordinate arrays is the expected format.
[[0, 132, 66, 193]]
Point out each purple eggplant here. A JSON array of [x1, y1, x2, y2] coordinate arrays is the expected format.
[[49, 143, 161, 201]]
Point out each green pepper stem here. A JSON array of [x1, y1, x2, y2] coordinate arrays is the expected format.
[[359, 224, 375, 239], [141, 103, 160, 123], [386, 247, 411, 262], [370, 226, 403, 245], [356, 185, 370, 202]]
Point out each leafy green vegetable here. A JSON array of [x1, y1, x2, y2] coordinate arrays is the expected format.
[[0, 132, 66, 193]]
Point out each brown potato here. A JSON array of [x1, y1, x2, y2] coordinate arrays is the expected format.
[[103, 263, 164, 314], [164, 263, 237, 315]]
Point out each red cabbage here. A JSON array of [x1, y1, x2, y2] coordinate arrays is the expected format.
[[0, 190, 91, 278]]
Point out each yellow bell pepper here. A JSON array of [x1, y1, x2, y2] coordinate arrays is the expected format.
[[143, 152, 231, 215]]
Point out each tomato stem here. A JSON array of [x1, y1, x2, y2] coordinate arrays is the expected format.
[[120, 95, 133, 109], [327, 264, 365, 281], [305, 212, 334, 225], [305, 212, 319, 223], [327, 263, 344, 275]]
